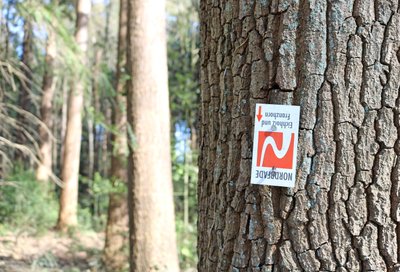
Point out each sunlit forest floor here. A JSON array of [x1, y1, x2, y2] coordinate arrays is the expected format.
[[0, 168, 197, 271], [0, 230, 105, 272]]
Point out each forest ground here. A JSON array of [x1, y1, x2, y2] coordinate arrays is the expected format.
[[0, 229, 105, 272]]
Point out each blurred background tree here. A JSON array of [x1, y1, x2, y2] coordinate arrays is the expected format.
[[167, 0, 200, 269], [0, 0, 200, 270]]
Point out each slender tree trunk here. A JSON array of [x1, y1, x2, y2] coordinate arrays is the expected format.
[[20, 20, 33, 113], [198, 1, 400, 271], [36, 30, 56, 184], [52, 106, 58, 174], [59, 79, 68, 171], [103, 0, 129, 269], [3, 1, 12, 58], [92, 49, 102, 176], [57, 0, 91, 230], [87, 110, 94, 180], [87, 56, 96, 180], [104, 194, 128, 270], [99, 1, 112, 178], [15, 19, 33, 155], [0, 1, 6, 58], [127, 0, 179, 270], [100, 102, 111, 176], [183, 139, 190, 228]]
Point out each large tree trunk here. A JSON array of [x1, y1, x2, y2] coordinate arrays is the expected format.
[[103, 0, 128, 269], [36, 30, 56, 184], [198, 1, 400, 271], [57, 0, 91, 230], [126, 0, 179, 270]]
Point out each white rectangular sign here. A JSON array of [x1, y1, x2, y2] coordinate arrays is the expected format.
[[250, 104, 300, 187]]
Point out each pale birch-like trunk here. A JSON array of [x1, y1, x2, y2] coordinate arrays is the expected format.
[[57, 0, 91, 230], [198, 0, 400, 271], [127, 0, 179, 270]]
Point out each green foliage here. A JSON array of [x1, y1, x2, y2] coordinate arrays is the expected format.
[[176, 219, 198, 269], [167, 0, 200, 127], [78, 173, 108, 231], [0, 56, 45, 176], [79, 172, 126, 231], [19, 0, 89, 77], [167, 1, 200, 269], [81, 172, 126, 197], [172, 147, 198, 221], [31, 252, 59, 269], [0, 167, 58, 232]]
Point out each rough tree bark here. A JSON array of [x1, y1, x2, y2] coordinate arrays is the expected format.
[[57, 0, 91, 230], [103, 0, 128, 269], [36, 30, 56, 183], [126, 0, 179, 270], [198, 0, 400, 271]]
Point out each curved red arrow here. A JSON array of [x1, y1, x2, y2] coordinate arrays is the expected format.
[[257, 106, 263, 121]]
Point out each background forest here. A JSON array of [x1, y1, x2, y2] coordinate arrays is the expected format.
[[0, 0, 199, 271]]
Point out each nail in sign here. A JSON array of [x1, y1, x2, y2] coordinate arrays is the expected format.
[[251, 104, 300, 187]]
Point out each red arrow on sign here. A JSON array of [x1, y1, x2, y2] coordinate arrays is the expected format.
[[256, 106, 263, 121]]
